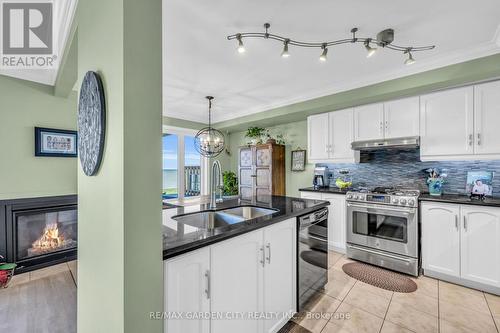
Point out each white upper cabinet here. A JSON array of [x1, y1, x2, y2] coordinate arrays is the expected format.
[[474, 81, 500, 157], [307, 109, 358, 163], [383, 97, 420, 139], [420, 86, 474, 160], [307, 113, 330, 161], [353, 103, 384, 141], [329, 109, 357, 161], [460, 206, 500, 288]]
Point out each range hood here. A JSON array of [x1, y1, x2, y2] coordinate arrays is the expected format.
[[351, 136, 420, 151]]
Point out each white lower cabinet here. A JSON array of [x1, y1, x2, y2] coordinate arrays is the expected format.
[[300, 191, 346, 252], [164, 218, 296, 333], [421, 202, 500, 293], [164, 247, 210, 333]]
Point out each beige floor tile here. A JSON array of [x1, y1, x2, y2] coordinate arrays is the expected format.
[[67, 260, 77, 285], [327, 302, 383, 333], [439, 299, 497, 333], [321, 274, 356, 301], [293, 314, 329, 333], [4, 272, 30, 288], [332, 256, 354, 270], [380, 321, 414, 333], [440, 319, 488, 333], [30, 262, 69, 281], [303, 291, 342, 314], [494, 316, 499, 331], [386, 300, 438, 333], [328, 251, 343, 268], [485, 292, 500, 317], [343, 282, 390, 318], [410, 275, 438, 299], [354, 280, 393, 300], [439, 280, 490, 314], [391, 291, 438, 317]]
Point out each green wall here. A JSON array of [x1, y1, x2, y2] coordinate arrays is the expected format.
[[220, 120, 313, 197], [0, 75, 77, 200], [77, 0, 163, 332]]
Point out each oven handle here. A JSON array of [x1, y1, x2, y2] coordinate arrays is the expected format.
[[347, 244, 414, 263], [347, 202, 416, 215]]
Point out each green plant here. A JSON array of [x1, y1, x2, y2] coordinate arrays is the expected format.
[[245, 127, 266, 139], [276, 134, 285, 145], [223, 171, 238, 196]]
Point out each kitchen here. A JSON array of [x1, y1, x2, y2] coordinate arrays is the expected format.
[[1, 1, 500, 332]]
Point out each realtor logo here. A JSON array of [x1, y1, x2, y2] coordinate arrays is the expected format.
[[1, 1, 56, 68]]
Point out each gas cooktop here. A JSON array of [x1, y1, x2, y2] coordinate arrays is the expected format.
[[346, 186, 420, 207]]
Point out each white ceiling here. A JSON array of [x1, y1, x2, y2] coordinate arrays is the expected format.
[[163, 0, 500, 123], [0, 0, 77, 86]]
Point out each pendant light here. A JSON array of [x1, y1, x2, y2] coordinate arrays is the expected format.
[[194, 96, 225, 158]]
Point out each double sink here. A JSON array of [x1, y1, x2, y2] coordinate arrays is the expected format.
[[173, 206, 278, 230]]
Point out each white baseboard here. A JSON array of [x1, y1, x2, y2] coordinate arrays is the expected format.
[[423, 269, 500, 296], [328, 241, 346, 254]]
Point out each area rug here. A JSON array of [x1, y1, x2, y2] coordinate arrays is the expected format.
[[342, 262, 417, 293]]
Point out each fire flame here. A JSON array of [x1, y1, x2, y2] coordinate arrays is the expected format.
[[32, 224, 65, 250]]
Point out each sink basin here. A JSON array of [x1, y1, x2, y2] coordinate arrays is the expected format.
[[172, 206, 278, 230], [220, 206, 278, 219], [173, 211, 245, 229]]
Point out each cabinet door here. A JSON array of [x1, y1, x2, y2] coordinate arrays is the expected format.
[[211, 230, 264, 333], [461, 206, 500, 287], [420, 87, 474, 159], [307, 113, 330, 161], [353, 103, 384, 141], [329, 109, 356, 161], [384, 97, 420, 139], [263, 218, 296, 333], [421, 203, 460, 277], [474, 81, 500, 156], [239, 147, 254, 200], [322, 194, 346, 252], [165, 248, 210, 333]]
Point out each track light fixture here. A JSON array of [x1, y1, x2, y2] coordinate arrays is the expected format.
[[228, 23, 435, 65], [404, 49, 416, 65], [281, 39, 290, 58], [364, 39, 377, 58], [319, 44, 328, 62]]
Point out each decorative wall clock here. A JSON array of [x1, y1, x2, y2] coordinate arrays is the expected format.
[[78, 71, 106, 176]]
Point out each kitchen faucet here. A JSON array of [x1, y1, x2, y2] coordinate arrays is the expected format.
[[210, 160, 223, 209]]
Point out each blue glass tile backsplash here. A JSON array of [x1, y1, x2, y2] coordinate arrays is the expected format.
[[318, 149, 500, 196]]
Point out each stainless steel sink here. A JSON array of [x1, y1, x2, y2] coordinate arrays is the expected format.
[[172, 206, 278, 230], [219, 206, 277, 219], [173, 211, 245, 229]]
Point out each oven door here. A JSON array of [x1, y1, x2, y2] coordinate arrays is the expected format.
[[346, 202, 418, 258]]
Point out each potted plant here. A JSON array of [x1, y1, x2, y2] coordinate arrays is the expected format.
[[222, 171, 239, 199], [423, 168, 448, 196], [245, 127, 266, 145], [0, 255, 16, 288]]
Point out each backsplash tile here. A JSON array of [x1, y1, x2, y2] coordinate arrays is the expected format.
[[318, 149, 500, 196]]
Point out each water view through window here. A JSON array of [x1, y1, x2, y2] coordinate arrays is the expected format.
[[163, 134, 201, 199]]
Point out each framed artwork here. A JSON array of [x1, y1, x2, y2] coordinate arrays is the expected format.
[[466, 171, 494, 196], [291, 149, 306, 171], [35, 127, 78, 157]]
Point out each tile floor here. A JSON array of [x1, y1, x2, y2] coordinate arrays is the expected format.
[[0, 261, 77, 333], [289, 251, 500, 333]]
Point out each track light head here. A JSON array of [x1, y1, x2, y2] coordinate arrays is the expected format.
[[404, 50, 415, 65], [364, 40, 377, 58], [236, 34, 245, 53], [281, 39, 290, 58], [319, 44, 328, 62]]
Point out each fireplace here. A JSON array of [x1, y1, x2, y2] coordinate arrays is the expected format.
[[0, 195, 77, 273]]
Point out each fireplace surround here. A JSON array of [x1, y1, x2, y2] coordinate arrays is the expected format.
[[0, 195, 77, 273]]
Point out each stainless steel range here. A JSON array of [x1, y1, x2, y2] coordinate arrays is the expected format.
[[345, 187, 420, 276]]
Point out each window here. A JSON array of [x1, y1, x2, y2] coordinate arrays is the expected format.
[[163, 127, 208, 201]]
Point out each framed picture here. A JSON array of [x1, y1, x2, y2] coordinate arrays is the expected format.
[[35, 127, 78, 157], [291, 149, 306, 171], [466, 171, 494, 196]]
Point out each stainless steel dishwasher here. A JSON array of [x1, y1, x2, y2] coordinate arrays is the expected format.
[[297, 207, 328, 311]]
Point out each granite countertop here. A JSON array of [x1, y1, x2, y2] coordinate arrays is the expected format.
[[419, 193, 500, 207], [299, 187, 349, 194], [163, 195, 329, 260]]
